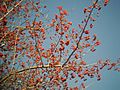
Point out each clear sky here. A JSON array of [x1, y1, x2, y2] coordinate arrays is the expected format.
[[44, 0, 120, 90]]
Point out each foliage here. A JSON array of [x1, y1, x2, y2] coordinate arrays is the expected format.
[[0, 0, 120, 89]]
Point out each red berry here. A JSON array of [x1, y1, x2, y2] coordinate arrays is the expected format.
[[84, 30, 90, 34]]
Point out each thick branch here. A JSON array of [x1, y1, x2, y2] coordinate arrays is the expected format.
[[1, 60, 120, 84]]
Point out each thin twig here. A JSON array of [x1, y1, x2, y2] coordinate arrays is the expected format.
[[0, 0, 24, 21], [62, 0, 99, 67]]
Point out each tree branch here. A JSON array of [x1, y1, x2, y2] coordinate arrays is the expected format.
[[0, 0, 24, 21], [62, 0, 99, 67]]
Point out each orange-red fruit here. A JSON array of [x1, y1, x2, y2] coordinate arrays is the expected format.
[[75, 54, 79, 59], [29, 46, 34, 51], [65, 40, 70, 46], [78, 73, 84, 79], [65, 34, 68, 38], [61, 77, 66, 82], [84, 36, 90, 41], [68, 22, 72, 25], [63, 10, 68, 15], [0, 52, 3, 57], [80, 60, 86, 65], [90, 24, 93, 28], [57, 6, 63, 10], [94, 40, 101, 46], [84, 30, 90, 34], [85, 43, 90, 47], [60, 40, 64, 44], [81, 83, 85, 88], [59, 46, 65, 51], [40, 28, 45, 33], [104, 0, 109, 6]]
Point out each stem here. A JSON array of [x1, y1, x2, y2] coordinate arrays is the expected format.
[[0, 0, 24, 21]]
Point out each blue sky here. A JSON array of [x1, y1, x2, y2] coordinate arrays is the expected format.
[[45, 0, 120, 90]]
